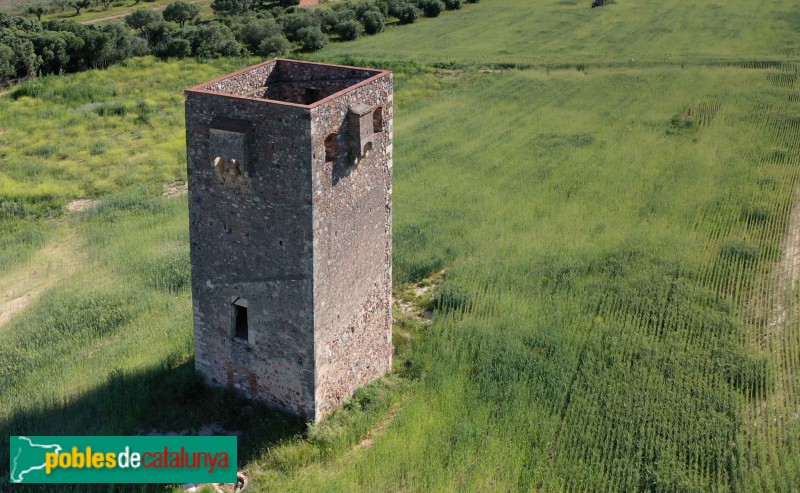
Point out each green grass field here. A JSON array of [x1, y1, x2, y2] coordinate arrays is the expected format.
[[2, 0, 800, 491]]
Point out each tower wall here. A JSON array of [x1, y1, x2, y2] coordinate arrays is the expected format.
[[310, 76, 393, 420], [186, 59, 392, 422], [185, 91, 316, 418]]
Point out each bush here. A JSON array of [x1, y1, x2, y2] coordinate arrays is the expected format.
[[257, 34, 289, 57], [390, 1, 418, 24], [296, 25, 327, 51], [443, 0, 461, 9], [335, 19, 363, 40], [313, 7, 339, 34], [360, 9, 385, 34], [417, 0, 443, 17], [280, 11, 318, 42], [185, 23, 243, 57], [238, 17, 282, 52]]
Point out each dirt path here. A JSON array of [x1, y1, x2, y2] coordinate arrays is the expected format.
[[0, 224, 86, 329], [739, 186, 800, 486]]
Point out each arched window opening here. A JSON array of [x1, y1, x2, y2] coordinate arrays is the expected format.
[[214, 156, 226, 174]]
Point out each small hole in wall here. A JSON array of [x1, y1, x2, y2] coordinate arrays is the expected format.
[[362, 142, 373, 159], [214, 156, 226, 173], [279, 240, 283, 246], [325, 133, 338, 162], [373, 107, 384, 132]]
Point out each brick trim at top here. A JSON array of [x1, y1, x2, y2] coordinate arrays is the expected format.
[[185, 58, 392, 110]]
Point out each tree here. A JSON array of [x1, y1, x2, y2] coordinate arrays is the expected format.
[[257, 34, 289, 57], [210, 0, 250, 15], [125, 9, 163, 33], [335, 18, 362, 41], [360, 9, 385, 34], [296, 25, 326, 51], [417, 0, 443, 17], [238, 17, 281, 53], [51, 0, 68, 12], [184, 23, 242, 58], [279, 11, 318, 42], [443, 0, 461, 9], [279, 0, 299, 6], [99, 0, 114, 10], [0, 43, 16, 81], [163, 0, 200, 27], [69, 0, 91, 15], [389, 1, 418, 24], [27, 5, 47, 20]]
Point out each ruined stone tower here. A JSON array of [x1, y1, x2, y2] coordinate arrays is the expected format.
[[184, 59, 393, 421]]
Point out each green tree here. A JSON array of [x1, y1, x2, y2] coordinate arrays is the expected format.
[[360, 9, 385, 34], [296, 25, 326, 51], [279, 11, 318, 42], [443, 0, 461, 9], [99, 0, 114, 10], [335, 18, 362, 40], [69, 0, 91, 15], [125, 9, 163, 33], [210, 0, 250, 15], [163, 0, 200, 27], [0, 43, 15, 81], [238, 17, 281, 53], [27, 5, 47, 20], [389, 1, 418, 24], [184, 23, 242, 57], [51, 0, 68, 12], [417, 0, 443, 17], [257, 34, 289, 57]]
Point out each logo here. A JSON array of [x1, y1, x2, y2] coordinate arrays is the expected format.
[[9, 436, 237, 484]]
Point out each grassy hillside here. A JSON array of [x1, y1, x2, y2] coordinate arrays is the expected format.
[[2, 0, 800, 492], [321, 0, 800, 66]]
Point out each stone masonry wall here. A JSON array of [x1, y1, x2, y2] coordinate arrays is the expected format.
[[310, 73, 393, 420], [187, 60, 392, 422], [185, 89, 316, 418]]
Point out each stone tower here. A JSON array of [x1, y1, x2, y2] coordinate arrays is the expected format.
[[184, 59, 393, 421]]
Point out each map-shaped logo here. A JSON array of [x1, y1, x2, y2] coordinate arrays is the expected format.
[[9, 436, 62, 483]]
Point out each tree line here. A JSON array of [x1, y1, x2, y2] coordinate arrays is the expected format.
[[0, 0, 480, 84]]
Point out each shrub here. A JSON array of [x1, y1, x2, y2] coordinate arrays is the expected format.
[[257, 34, 289, 57], [443, 0, 461, 9], [335, 18, 363, 40], [390, 1, 418, 24], [185, 23, 243, 57], [296, 25, 327, 51], [238, 17, 282, 52], [360, 9, 385, 34], [314, 7, 339, 34], [280, 11, 318, 42], [417, 0, 443, 17]]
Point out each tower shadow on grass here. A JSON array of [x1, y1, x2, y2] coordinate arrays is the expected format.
[[0, 357, 305, 492]]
